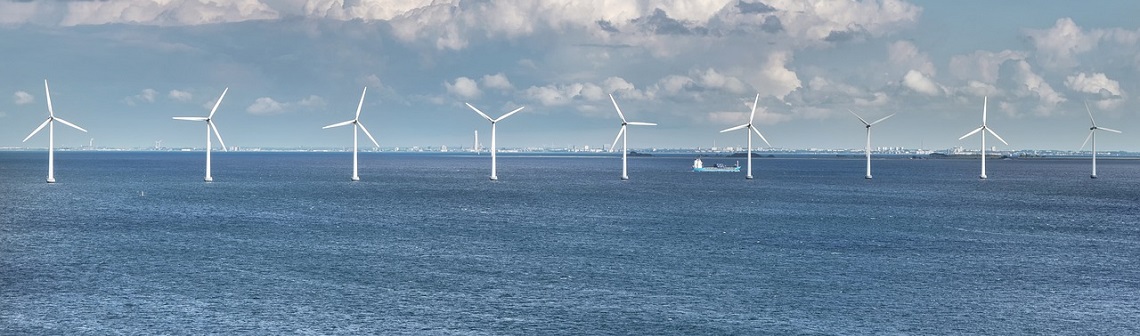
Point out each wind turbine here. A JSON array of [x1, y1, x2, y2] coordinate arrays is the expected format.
[[466, 103, 524, 180], [22, 80, 88, 183], [323, 87, 380, 181], [608, 94, 656, 180], [173, 88, 229, 182], [719, 93, 770, 179], [958, 96, 1008, 179], [1080, 101, 1122, 179], [849, 109, 895, 179]]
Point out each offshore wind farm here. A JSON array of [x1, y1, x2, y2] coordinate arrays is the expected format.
[[3, 1, 1140, 334]]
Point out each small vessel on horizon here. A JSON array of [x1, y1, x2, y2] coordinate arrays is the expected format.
[[692, 157, 741, 172]]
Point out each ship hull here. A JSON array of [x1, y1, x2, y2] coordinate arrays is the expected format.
[[694, 167, 740, 173]]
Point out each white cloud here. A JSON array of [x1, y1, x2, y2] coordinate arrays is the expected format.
[[523, 76, 655, 106], [749, 51, 801, 100], [169, 90, 193, 102], [948, 50, 1025, 84], [524, 82, 598, 106], [14, 91, 34, 105], [361, 74, 384, 88], [1024, 18, 1140, 71], [445, 77, 481, 99], [693, 68, 749, 94], [140, 89, 157, 102], [1065, 72, 1123, 97], [298, 95, 327, 108], [1025, 18, 1098, 70], [247, 97, 286, 115], [888, 40, 935, 76], [247, 95, 327, 115], [902, 70, 942, 96], [0, 2, 38, 26], [125, 88, 158, 106], [481, 73, 513, 91], [60, 0, 279, 26], [1065, 72, 1125, 109], [297, 0, 919, 51], [1010, 60, 1065, 115]]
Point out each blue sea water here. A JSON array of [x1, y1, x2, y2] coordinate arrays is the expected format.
[[2, 151, 1139, 334]]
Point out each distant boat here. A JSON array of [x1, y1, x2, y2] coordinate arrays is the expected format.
[[692, 157, 740, 172]]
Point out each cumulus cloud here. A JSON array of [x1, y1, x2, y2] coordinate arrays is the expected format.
[[948, 50, 1026, 84], [247, 97, 285, 115], [1065, 72, 1123, 97], [445, 77, 482, 99], [125, 88, 158, 106], [522, 76, 652, 107], [902, 70, 942, 96], [481, 73, 513, 91], [888, 40, 935, 76], [1005, 60, 1065, 115], [1025, 18, 1097, 70], [61, 0, 278, 26], [1065, 72, 1125, 109], [295, 0, 920, 51], [749, 51, 801, 100], [169, 90, 193, 102], [14, 91, 34, 105], [1025, 18, 1140, 71], [246, 95, 326, 115]]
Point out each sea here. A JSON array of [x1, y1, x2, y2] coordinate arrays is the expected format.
[[2, 151, 1138, 335]]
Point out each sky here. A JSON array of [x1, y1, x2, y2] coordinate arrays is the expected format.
[[1, 0, 1139, 151]]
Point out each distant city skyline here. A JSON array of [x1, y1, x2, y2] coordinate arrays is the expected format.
[[2, 1, 1139, 151]]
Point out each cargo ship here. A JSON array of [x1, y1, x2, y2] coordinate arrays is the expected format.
[[692, 157, 741, 172]]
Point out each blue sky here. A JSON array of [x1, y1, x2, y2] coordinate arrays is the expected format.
[[2, 0, 1139, 151]]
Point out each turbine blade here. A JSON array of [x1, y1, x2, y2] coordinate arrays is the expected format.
[[53, 117, 87, 133], [610, 94, 627, 123], [173, 117, 208, 121], [1079, 131, 1093, 151], [749, 93, 760, 124], [752, 126, 771, 147], [720, 124, 748, 133], [982, 96, 988, 125], [848, 109, 870, 126], [1084, 100, 1096, 126], [357, 122, 380, 148], [209, 121, 227, 151], [870, 113, 895, 126], [44, 80, 54, 117], [23, 118, 51, 142], [322, 120, 355, 129], [466, 103, 493, 121], [1098, 127, 1122, 134], [959, 127, 983, 140], [356, 87, 367, 119], [495, 106, 525, 122], [208, 88, 228, 119], [986, 128, 1009, 146], [626, 122, 656, 126], [609, 126, 625, 152]]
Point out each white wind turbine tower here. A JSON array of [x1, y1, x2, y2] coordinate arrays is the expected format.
[[849, 109, 895, 179], [608, 94, 657, 180], [22, 80, 88, 183], [173, 88, 229, 182], [466, 103, 525, 180], [720, 94, 770, 179], [1080, 101, 1122, 179], [323, 87, 380, 181], [958, 96, 1008, 179]]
